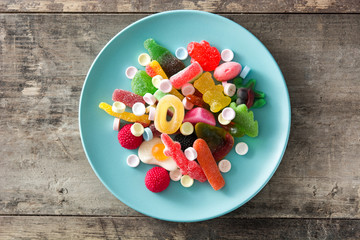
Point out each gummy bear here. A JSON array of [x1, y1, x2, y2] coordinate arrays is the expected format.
[[131, 70, 157, 96], [229, 102, 258, 137], [187, 40, 221, 71], [195, 122, 234, 162], [144, 39, 185, 77]]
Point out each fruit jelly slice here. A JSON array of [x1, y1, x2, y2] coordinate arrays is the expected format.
[[112, 89, 145, 107]]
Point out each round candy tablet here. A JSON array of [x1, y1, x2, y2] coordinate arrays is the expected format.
[[184, 147, 197, 161], [159, 79, 173, 93], [113, 118, 121, 131], [224, 83, 236, 97], [235, 142, 249, 155], [169, 169, 182, 181], [182, 97, 194, 110], [152, 75, 163, 88], [218, 159, 231, 173], [138, 53, 151, 66], [221, 49, 234, 62], [148, 107, 156, 121], [180, 122, 194, 136], [127, 154, 140, 167], [175, 47, 188, 60], [130, 123, 144, 137], [125, 66, 138, 79], [221, 107, 236, 121], [240, 65, 251, 79], [143, 93, 157, 105], [218, 113, 231, 125], [143, 127, 153, 141], [132, 102, 146, 116], [181, 83, 195, 96], [112, 101, 126, 113], [180, 175, 194, 188]]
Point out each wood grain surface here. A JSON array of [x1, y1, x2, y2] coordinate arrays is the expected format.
[[0, 12, 359, 239], [0, 0, 359, 13]]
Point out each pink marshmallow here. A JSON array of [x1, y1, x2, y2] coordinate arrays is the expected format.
[[170, 61, 203, 89], [181, 83, 195, 96], [214, 62, 242, 82], [183, 107, 216, 126]]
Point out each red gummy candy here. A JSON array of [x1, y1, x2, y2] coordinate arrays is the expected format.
[[118, 124, 143, 149], [112, 89, 145, 107], [187, 40, 221, 72], [145, 167, 170, 193]]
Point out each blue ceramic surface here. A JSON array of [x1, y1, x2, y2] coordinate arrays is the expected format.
[[79, 10, 291, 222]]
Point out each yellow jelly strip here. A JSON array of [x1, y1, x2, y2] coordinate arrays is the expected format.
[[99, 102, 150, 126], [149, 60, 168, 79], [169, 88, 184, 100]]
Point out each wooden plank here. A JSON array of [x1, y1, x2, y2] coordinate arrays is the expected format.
[[0, 0, 359, 13], [0, 216, 359, 239], [0, 14, 359, 219]]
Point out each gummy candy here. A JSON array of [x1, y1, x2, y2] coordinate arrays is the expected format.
[[161, 133, 206, 182], [220, 121, 245, 138], [194, 72, 222, 95], [174, 133, 198, 152], [187, 40, 221, 71], [112, 89, 145, 107], [99, 102, 150, 126], [185, 95, 209, 109], [145, 60, 168, 79], [131, 70, 157, 96], [153, 89, 168, 101], [169, 62, 203, 89], [214, 62, 242, 82], [183, 107, 216, 126], [144, 39, 185, 77], [193, 138, 225, 191], [145, 166, 170, 192], [233, 77, 266, 108], [154, 95, 184, 134], [152, 143, 168, 161], [169, 88, 184, 101], [229, 102, 258, 137], [195, 122, 234, 161]]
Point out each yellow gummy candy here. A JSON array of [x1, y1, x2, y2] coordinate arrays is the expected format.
[[149, 60, 168, 79], [99, 102, 150, 126], [194, 72, 215, 94], [169, 88, 184, 100], [154, 95, 184, 134]]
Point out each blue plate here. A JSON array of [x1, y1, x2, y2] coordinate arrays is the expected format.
[[79, 10, 291, 222]]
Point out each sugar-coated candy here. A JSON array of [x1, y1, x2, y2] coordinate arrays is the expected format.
[[154, 95, 184, 134], [145, 167, 170, 193], [195, 122, 234, 161], [138, 53, 151, 66], [169, 61, 203, 89], [127, 154, 140, 167], [143, 93, 157, 105], [183, 107, 215, 126], [152, 75, 163, 88], [186, 95, 208, 109], [118, 124, 143, 150], [146, 61, 168, 79], [184, 147, 197, 161], [223, 83, 236, 97], [131, 70, 157, 96], [218, 113, 231, 125], [180, 122, 194, 136], [169, 169, 182, 181], [153, 89, 168, 100], [132, 102, 146, 116], [148, 106, 156, 121], [143, 127, 153, 141], [125, 66, 138, 79], [187, 40, 221, 71], [221, 49, 234, 62], [99, 102, 150, 126], [173, 133, 198, 152], [161, 134, 207, 182], [112, 101, 126, 113], [218, 159, 231, 173], [138, 137, 178, 171], [240, 65, 251, 79], [182, 97, 194, 110], [158, 79, 173, 93], [235, 142, 248, 155], [130, 122, 144, 137], [221, 107, 236, 121], [175, 47, 188, 60], [181, 83, 195, 96], [214, 62, 242, 82], [229, 102, 258, 137], [112, 89, 146, 107], [113, 118, 121, 131], [193, 139, 225, 191], [180, 175, 194, 188], [144, 39, 185, 77]]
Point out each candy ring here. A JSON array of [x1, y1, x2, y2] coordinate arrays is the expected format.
[[154, 95, 184, 134]]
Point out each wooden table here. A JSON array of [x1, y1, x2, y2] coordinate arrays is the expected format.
[[1, 1, 359, 239]]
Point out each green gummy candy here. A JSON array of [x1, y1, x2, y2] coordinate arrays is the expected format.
[[131, 70, 157, 96], [254, 90, 265, 99], [153, 89, 168, 100], [252, 99, 266, 108], [229, 102, 258, 137], [233, 77, 244, 88]]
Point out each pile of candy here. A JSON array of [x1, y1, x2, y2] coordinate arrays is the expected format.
[[99, 39, 266, 192]]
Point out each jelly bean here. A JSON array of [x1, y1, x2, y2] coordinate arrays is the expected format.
[[138, 53, 151, 66], [214, 62, 242, 82], [152, 75, 163, 88], [175, 47, 188, 60], [132, 102, 146, 116], [221, 107, 236, 121], [169, 61, 203, 89], [112, 101, 126, 113], [143, 127, 153, 141], [193, 139, 225, 191], [154, 95, 184, 134], [159, 79, 173, 93], [146, 60, 168, 79], [195, 122, 234, 161], [221, 49, 234, 62], [151, 143, 168, 161], [182, 97, 194, 110], [99, 102, 150, 126], [223, 83, 236, 97], [148, 106, 156, 121], [235, 142, 248, 155], [180, 122, 194, 136], [218, 113, 231, 125], [183, 107, 215, 126], [161, 134, 206, 182], [113, 118, 121, 131], [112, 89, 146, 107], [187, 40, 221, 71], [143, 93, 157, 105], [169, 169, 182, 181], [138, 137, 178, 171], [184, 147, 197, 161], [240, 65, 251, 79], [131, 122, 144, 137], [144, 39, 185, 77], [218, 159, 231, 173], [181, 83, 195, 96], [131, 70, 157, 96], [180, 175, 194, 187], [127, 154, 140, 167], [229, 102, 258, 137], [125, 66, 138, 79]]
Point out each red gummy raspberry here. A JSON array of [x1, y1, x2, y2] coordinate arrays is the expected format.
[[145, 167, 170, 193], [118, 124, 143, 149], [187, 40, 221, 71]]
